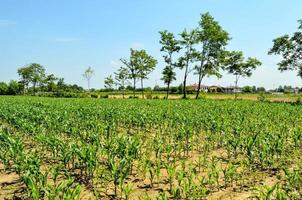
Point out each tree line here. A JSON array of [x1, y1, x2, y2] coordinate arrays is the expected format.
[[105, 13, 263, 99], [1, 13, 301, 98]]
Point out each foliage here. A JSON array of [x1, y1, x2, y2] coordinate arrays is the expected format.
[[82, 67, 94, 90], [269, 20, 302, 78], [193, 12, 230, 99], [17, 63, 46, 95], [104, 75, 114, 90], [0, 82, 8, 95], [177, 29, 197, 99], [223, 51, 262, 99], [159, 30, 180, 99]]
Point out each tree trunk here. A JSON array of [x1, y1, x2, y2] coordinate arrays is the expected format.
[[195, 74, 205, 99], [166, 82, 170, 99], [234, 75, 239, 100], [33, 82, 36, 96], [182, 59, 189, 99], [141, 78, 144, 99], [122, 82, 125, 99], [133, 77, 136, 97], [167, 53, 172, 100]]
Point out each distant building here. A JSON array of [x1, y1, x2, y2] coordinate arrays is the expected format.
[[189, 84, 241, 93], [223, 86, 243, 93], [190, 84, 209, 92]]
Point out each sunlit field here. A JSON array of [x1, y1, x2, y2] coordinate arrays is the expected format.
[[1, 96, 302, 199]]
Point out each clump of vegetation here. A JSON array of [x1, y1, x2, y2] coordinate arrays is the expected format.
[[257, 92, 266, 102]]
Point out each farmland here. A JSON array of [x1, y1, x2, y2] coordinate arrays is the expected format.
[[1, 96, 302, 199]]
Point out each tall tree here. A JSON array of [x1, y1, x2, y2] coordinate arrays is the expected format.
[[161, 66, 176, 98], [135, 50, 157, 99], [114, 67, 129, 98], [121, 49, 157, 98], [104, 75, 114, 91], [268, 20, 302, 78], [194, 12, 230, 99], [43, 74, 58, 92], [177, 29, 197, 99], [17, 63, 45, 95], [82, 67, 94, 91], [121, 49, 139, 97], [224, 51, 262, 99], [159, 30, 181, 99]]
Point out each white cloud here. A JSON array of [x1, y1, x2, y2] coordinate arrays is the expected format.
[[0, 19, 16, 26], [131, 42, 144, 49]]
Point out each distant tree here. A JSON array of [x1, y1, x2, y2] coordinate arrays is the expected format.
[[121, 49, 139, 97], [114, 67, 129, 98], [0, 82, 8, 95], [104, 75, 114, 91], [57, 78, 66, 89], [159, 30, 181, 99], [43, 74, 58, 92], [161, 66, 176, 98], [153, 85, 160, 91], [242, 86, 252, 93], [7, 80, 22, 95], [177, 83, 183, 94], [135, 50, 157, 99], [17, 63, 45, 95], [224, 51, 262, 99], [277, 86, 284, 93], [177, 29, 197, 99], [17, 67, 31, 93], [252, 85, 257, 93], [269, 20, 302, 79], [121, 49, 157, 98], [82, 67, 94, 91], [257, 87, 266, 93], [194, 12, 230, 99]]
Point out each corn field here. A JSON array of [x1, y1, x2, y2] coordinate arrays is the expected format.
[[1, 96, 302, 199]]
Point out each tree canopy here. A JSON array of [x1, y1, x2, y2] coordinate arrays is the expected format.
[[269, 20, 302, 78]]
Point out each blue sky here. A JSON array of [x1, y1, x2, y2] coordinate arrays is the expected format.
[[1, 0, 302, 89]]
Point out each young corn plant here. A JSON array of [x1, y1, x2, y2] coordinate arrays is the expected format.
[[166, 162, 176, 193], [222, 163, 238, 188]]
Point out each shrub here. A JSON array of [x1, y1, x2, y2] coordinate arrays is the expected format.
[[100, 94, 109, 99], [0, 82, 8, 95], [91, 94, 99, 98], [146, 94, 152, 99], [197, 93, 207, 100], [7, 80, 22, 95], [257, 93, 266, 102]]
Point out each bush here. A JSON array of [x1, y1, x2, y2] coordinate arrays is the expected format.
[[197, 93, 207, 100], [52, 92, 88, 98], [0, 82, 8, 95], [257, 93, 266, 102], [129, 96, 139, 99], [146, 94, 152, 99], [91, 94, 99, 98], [100, 94, 109, 99], [153, 96, 159, 99], [7, 80, 22, 95]]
